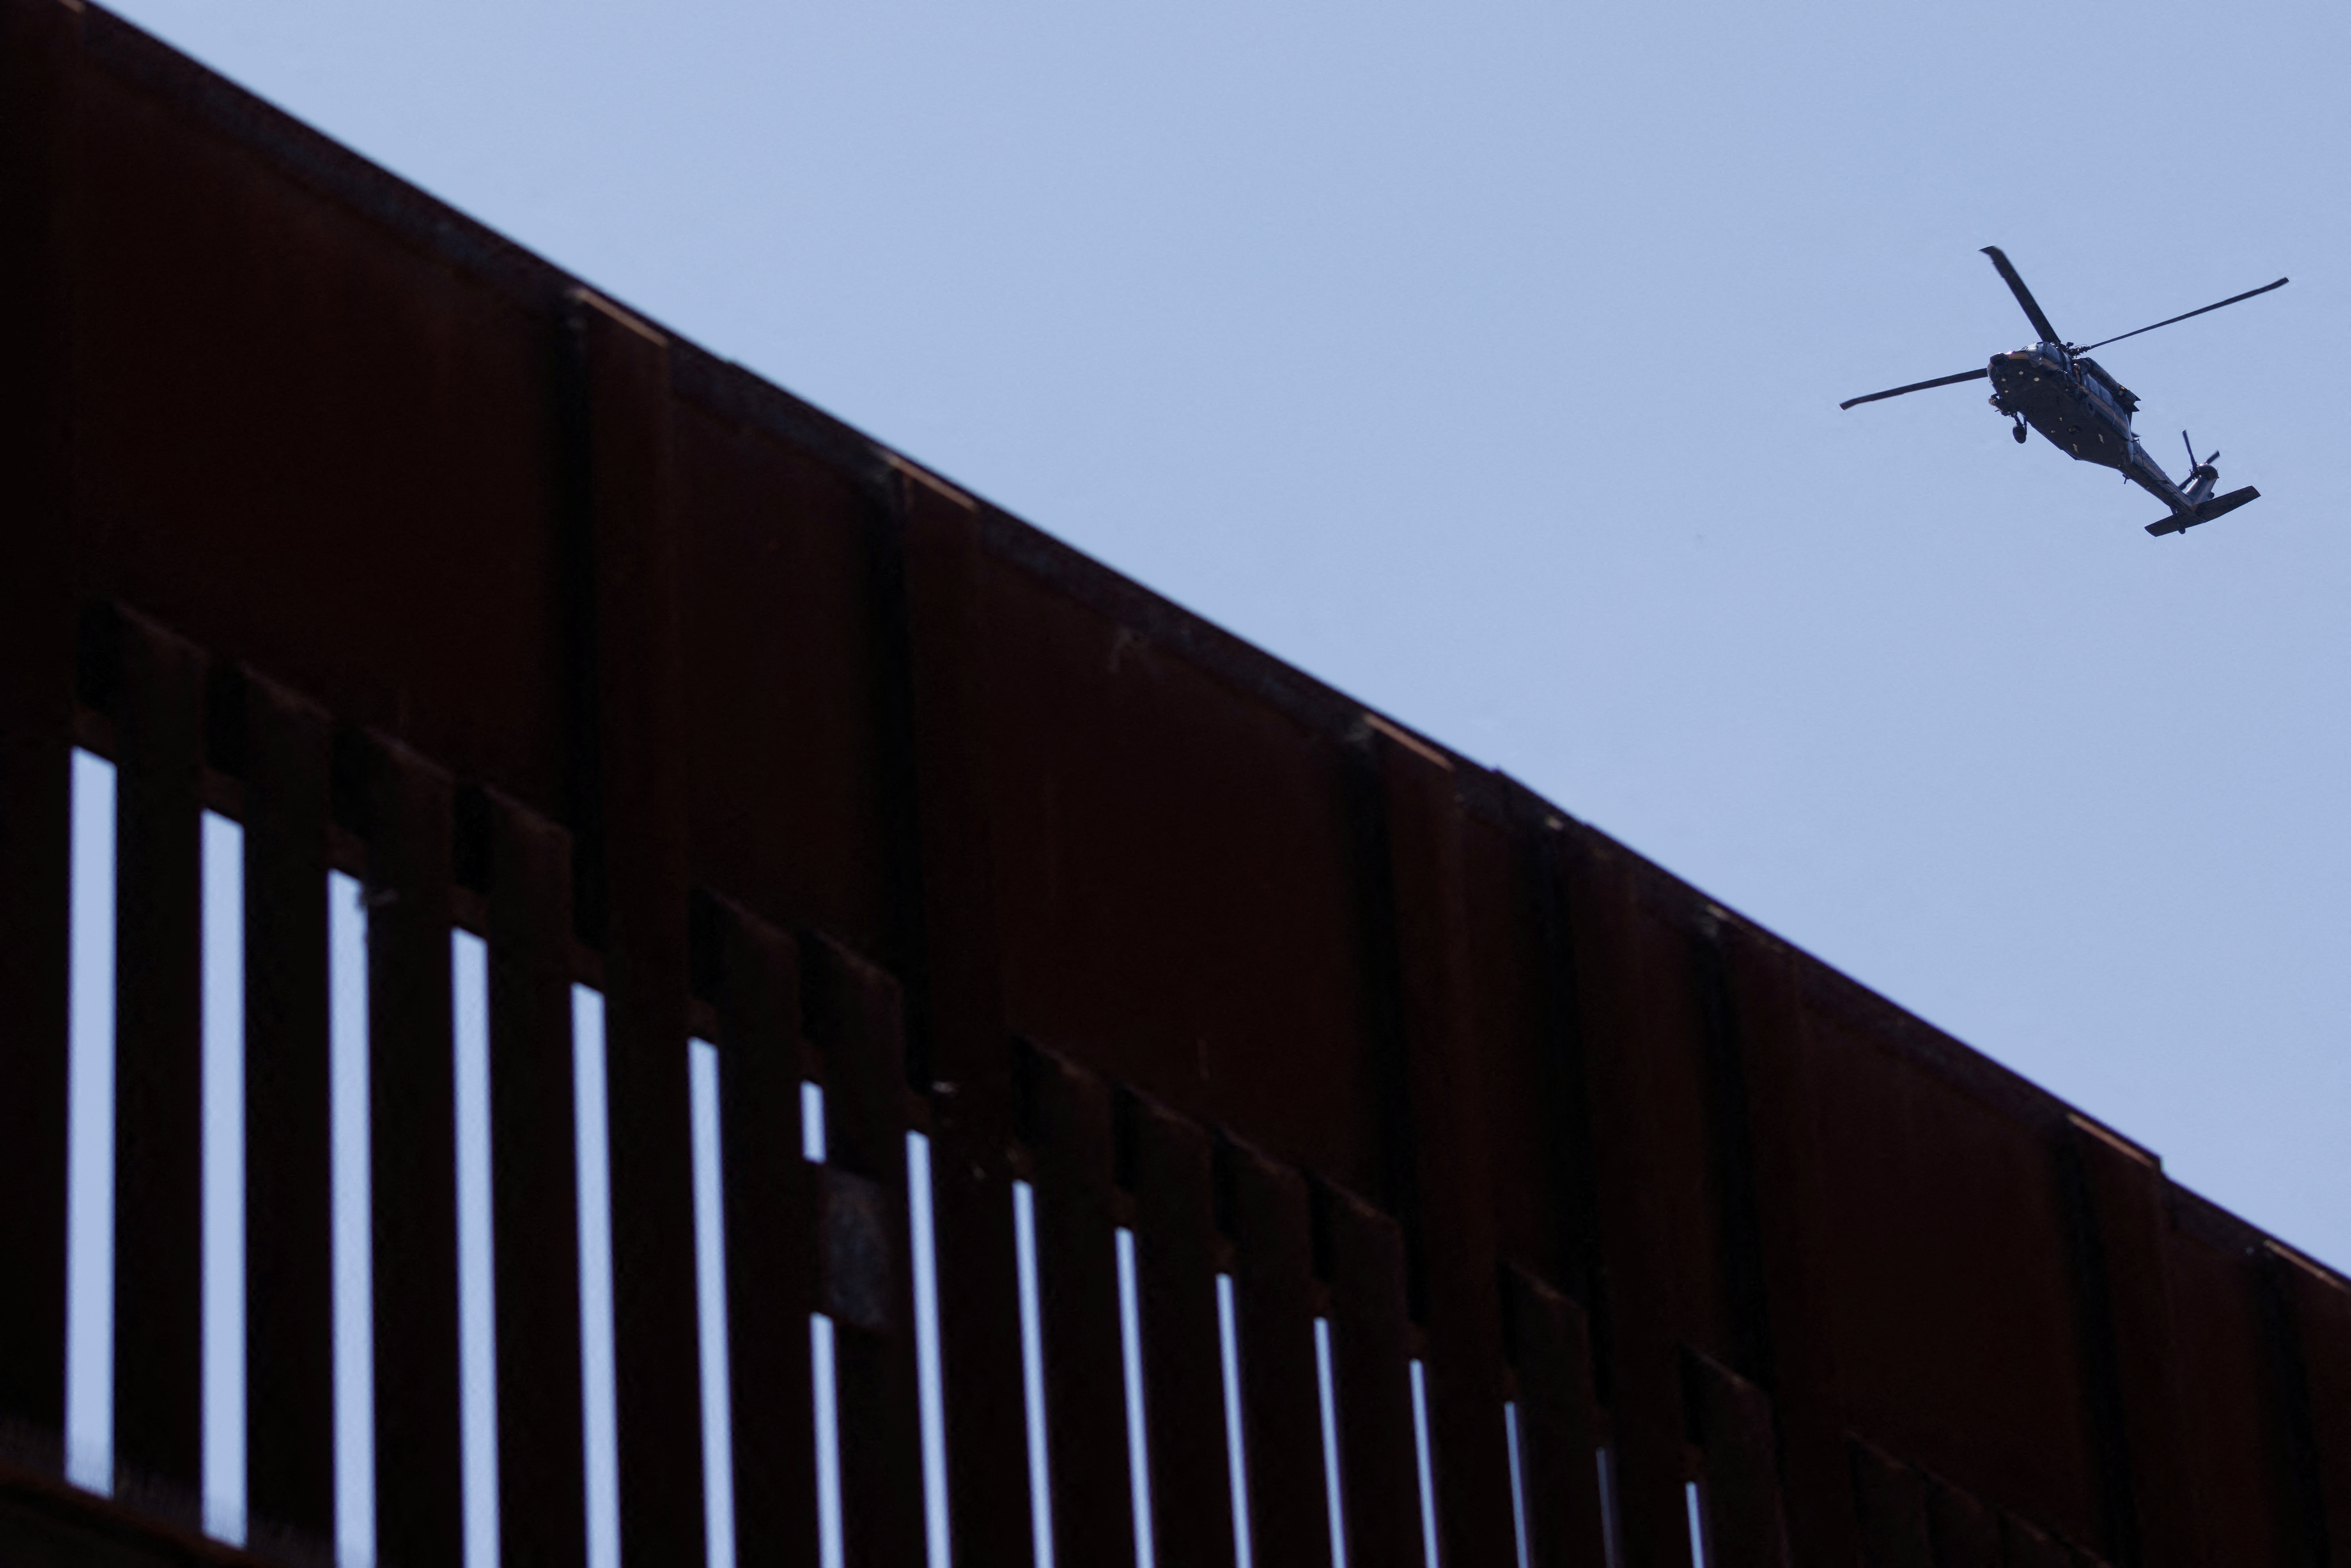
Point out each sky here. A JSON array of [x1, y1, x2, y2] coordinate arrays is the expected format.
[[97, 0, 2351, 1269]]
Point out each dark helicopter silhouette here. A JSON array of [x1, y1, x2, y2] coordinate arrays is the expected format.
[[1841, 248, 2286, 536]]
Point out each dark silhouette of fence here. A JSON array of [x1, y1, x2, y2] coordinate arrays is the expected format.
[[5, 3, 2349, 1564]]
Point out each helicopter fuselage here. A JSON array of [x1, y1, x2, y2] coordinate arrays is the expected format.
[[1839, 248, 2283, 536], [1986, 345, 2191, 512]]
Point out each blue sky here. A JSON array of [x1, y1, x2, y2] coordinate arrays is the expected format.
[[102, 0, 2351, 1266]]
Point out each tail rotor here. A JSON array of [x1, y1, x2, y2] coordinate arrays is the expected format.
[[2181, 431, 2220, 480]]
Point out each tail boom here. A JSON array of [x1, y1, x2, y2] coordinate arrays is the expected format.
[[2147, 485, 2259, 536]]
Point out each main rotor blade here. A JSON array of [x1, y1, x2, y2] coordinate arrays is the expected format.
[[2076, 276, 2288, 352], [1839, 366, 1988, 410], [1983, 246, 2063, 345]]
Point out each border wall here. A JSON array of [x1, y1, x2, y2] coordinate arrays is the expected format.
[[4, 4, 2347, 1563]]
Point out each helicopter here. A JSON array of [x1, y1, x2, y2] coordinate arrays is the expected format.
[[1841, 248, 2287, 536]]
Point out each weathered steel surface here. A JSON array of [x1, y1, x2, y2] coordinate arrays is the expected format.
[[1503, 1265, 1607, 1568], [1684, 1350, 1792, 1568], [484, 793, 590, 1568], [237, 674, 335, 1555], [0, 1, 80, 1466], [5, 3, 2350, 1565], [1848, 1437, 1931, 1568], [361, 734, 464, 1567], [0, 1455, 290, 1567], [1324, 1183, 1423, 1568], [708, 905, 818, 1568], [1128, 1092, 1241, 1568], [575, 291, 714, 1568], [1020, 1045, 1139, 1568], [110, 610, 207, 1520], [1225, 1137, 1339, 1568], [801, 937, 926, 1568], [2160, 1201, 2293, 1568]]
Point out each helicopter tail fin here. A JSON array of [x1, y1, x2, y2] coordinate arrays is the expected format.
[[2147, 485, 2259, 536]]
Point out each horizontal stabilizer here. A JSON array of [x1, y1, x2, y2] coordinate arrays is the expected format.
[[2147, 485, 2259, 536]]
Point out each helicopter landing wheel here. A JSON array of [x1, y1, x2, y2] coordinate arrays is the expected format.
[[2011, 421, 2028, 444]]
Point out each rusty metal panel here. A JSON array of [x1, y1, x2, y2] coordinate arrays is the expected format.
[[1018, 1045, 1138, 1568], [1848, 1438, 1932, 1568], [1369, 730, 1518, 1568], [710, 907, 818, 1568], [896, 470, 1039, 1568], [2064, 1115, 2201, 1568], [0, 1454, 297, 1567], [676, 399, 894, 956], [1506, 801, 1610, 1344], [2001, 1511, 2074, 1568], [1323, 1183, 1420, 1568], [1225, 1137, 1336, 1568], [1456, 802, 1572, 1299], [1683, 1350, 1790, 1568], [801, 936, 926, 1568], [237, 674, 335, 1551], [1503, 1264, 1607, 1568], [0, 0, 79, 1470], [359, 733, 464, 1566], [976, 550, 1389, 1199], [1126, 1094, 1239, 1568], [1714, 920, 1854, 1568], [2249, 1243, 2331, 1566], [575, 292, 713, 1567], [68, 14, 572, 815], [927, 1149, 1034, 1568], [2273, 1244, 2351, 1564], [1922, 1472, 2000, 1568], [1784, 979, 2100, 1545], [820, 1169, 899, 1335], [894, 465, 1012, 1101], [483, 793, 589, 1568], [2162, 1201, 2295, 1568], [110, 610, 208, 1519], [1558, 833, 1730, 1566]]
